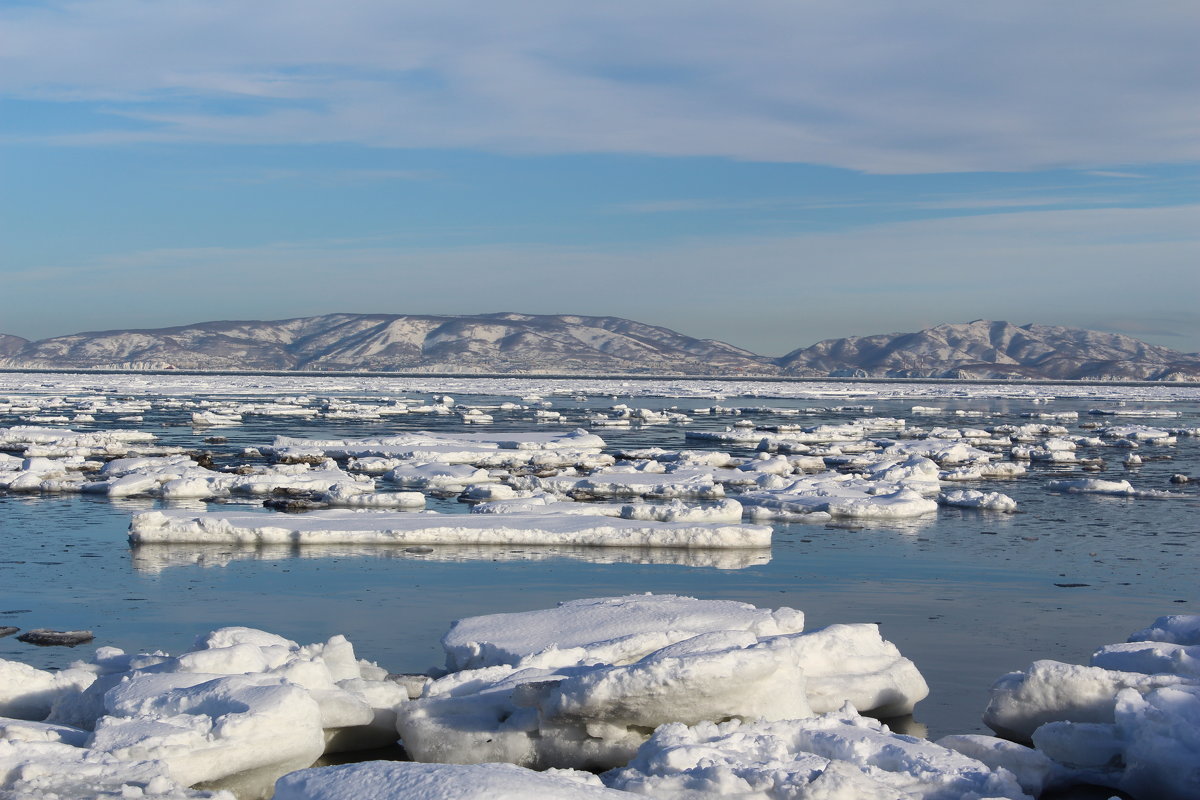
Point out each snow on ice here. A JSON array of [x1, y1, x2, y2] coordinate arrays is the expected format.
[[980, 615, 1200, 800]]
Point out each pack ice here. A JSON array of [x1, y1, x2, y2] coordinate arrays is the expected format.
[[0, 626, 408, 799]]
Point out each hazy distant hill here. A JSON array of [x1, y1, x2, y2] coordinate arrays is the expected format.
[[776, 320, 1200, 381], [0, 334, 28, 357], [0, 313, 772, 375], [2, 315, 1198, 380]]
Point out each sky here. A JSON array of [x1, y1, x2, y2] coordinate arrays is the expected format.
[[1, 0, 1198, 356]]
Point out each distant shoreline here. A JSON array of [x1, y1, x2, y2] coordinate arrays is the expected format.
[[2, 367, 1197, 389]]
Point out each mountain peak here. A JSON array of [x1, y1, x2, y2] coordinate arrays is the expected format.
[[776, 320, 1200, 381], [2, 315, 1197, 380]]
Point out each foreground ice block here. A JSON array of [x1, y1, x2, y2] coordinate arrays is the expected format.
[[129, 509, 773, 549], [397, 595, 928, 770], [982, 614, 1200, 800], [0, 737, 235, 799], [604, 710, 1031, 800], [0, 626, 409, 795]]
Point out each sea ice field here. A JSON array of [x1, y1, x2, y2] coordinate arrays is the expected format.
[[0, 372, 1197, 799]]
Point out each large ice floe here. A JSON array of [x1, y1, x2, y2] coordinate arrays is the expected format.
[[128, 509, 772, 549], [978, 614, 1200, 799], [395, 594, 930, 772], [0, 626, 407, 799]]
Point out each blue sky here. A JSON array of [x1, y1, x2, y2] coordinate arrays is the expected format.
[[2, 0, 1198, 355]]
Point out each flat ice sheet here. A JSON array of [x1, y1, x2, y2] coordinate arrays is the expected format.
[[129, 509, 773, 549]]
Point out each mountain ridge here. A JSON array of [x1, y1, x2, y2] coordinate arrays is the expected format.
[[2, 314, 1198, 381]]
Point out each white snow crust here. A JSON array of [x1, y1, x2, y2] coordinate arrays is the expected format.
[[396, 595, 928, 770], [0, 626, 406, 797], [606, 710, 1031, 800], [982, 615, 1200, 799], [129, 509, 772, 549]]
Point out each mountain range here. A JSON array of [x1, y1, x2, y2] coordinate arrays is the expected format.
[[1, 314, 1198, 381]]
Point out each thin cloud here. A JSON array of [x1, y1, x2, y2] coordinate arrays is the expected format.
[[1085, 170, 1150, 179], [2, 1, 1199, 173]]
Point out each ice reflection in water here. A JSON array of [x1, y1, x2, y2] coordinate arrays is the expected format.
[[129, 542, 772, 573]]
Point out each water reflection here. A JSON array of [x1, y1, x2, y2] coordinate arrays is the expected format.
[[128, 542, 772, 573]]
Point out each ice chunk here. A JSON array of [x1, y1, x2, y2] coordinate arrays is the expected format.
[[87, 675, 327, 787], [739, 472, 938, 520], [1114, 684, 1200, 800], [0, 738, 234, 799], [761, 624, 929, 717], [983, 659, 1190, 742], [1091, 640, 1200, 678], [1129, 614, 1200, 645], [981, 616, 1200, 799], [399, 597, 926, 771], [938, 490, 1018, 512]]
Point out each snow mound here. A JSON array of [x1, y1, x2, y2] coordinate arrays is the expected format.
[[274, 761, 628, 800], [605, 709, 1031, 799]]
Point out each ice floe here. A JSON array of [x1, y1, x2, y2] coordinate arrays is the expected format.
[[1046, 478, 1178, 498], [937, 489, 1018, 512], [128, 508, 772, 548]]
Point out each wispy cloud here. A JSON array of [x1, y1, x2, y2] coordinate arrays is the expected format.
[[3, 1, 1199, 173], [226, 167, 437, 185], [1085, 170, 1150, 180], [612, 192, 1137, 216]]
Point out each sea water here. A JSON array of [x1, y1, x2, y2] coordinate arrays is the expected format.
[[0, 372, 1196, 741]]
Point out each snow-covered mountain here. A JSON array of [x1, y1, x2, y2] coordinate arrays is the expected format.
[[776, 320, 1200, 381], [1, 316, 1197, 380], [0, 313, 772, 375], [0, 334, 28, 358]]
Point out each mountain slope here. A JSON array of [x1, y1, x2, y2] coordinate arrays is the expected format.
[[776, 320, 1200, 380], [1, 313, 774, 375], [2, 316, 1198, 380], [0, 334, 28, 357]]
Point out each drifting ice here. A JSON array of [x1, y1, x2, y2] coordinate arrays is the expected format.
[[129, 509, 773, 549]]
